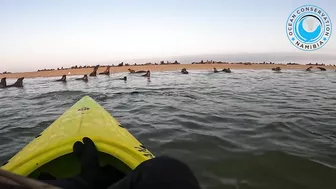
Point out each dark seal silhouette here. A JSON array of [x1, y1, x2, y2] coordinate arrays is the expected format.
[[222, 68, 231, 73], [271, 67, 281, 72], [75, 75, 88, 82], [56, 75, 66, 82], [181, 68, 189, 74], [128, 68, 146, 74], [0, 77, 24, 88], [89, 65, 99, 76], [99, 66, 110, 75], [142, 70, 151, 77], [306, 66, 313, 71], [317, 67, 326, 71], [0, 77, 7, 88]]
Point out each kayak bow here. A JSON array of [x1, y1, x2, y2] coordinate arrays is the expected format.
[[1, 96, 154, 179]]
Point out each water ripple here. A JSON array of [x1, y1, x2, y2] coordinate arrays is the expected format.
[[0, 70, 335, 189]]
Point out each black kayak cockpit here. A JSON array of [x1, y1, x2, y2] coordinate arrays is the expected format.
[[28, 152, 131, 180]]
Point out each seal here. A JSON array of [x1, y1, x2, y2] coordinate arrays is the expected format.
[[181, 68, 189, 74], [271, 67, 281, 72], [128, 69, 146, 74], [222, 68, 231, 73], [76, 75, 88, 82], [99, 66, 110, 75], [142, 70, 151, 77], [0, 77, 7, 88], [317, 67, 326, 71], [56, 75, 66, 82], [306, 66, 313, 71], [89, 65, 99, 77]]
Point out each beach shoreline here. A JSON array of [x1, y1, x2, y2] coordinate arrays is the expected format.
[[1, 63, 335, 79]]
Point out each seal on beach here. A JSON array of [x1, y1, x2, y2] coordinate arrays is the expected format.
[[181, 68, 189, 74], [317, 67, 327, 71], [142, 70, 151, 77], [306, 66, 313, 71], [56, 75, 66, 82], [99, 66, 110, 75], [89, 65, 99, 76], [0, 77, 24, 88], [128, 68, 146, 74], [271, 67, 281, 72], [75, 74, 88, 82], [222, 68, 231, 73], [213, 68, 219, 73]]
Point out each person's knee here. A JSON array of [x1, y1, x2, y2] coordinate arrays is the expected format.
[[143, 156, 188, 168], [135, 156, 200, 187], [108, 156, 201, 189]]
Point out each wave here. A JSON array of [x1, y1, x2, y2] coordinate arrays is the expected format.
[[198, 151, 336, 189], [1, 70, 336, 188]]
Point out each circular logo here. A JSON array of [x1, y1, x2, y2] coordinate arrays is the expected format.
[[286, 5, 332, 51]]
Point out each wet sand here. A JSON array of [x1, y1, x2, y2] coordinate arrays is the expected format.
[[1, 63, 335, 79]]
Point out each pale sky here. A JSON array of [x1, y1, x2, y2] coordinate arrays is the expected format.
[[0, 0, 335, 72]]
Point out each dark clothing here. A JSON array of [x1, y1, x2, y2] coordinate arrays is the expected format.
[[42, 165, 124, 189], [109, 156, 201, 189], [42, 176, 87, 189], [43, 156, 201, 189]]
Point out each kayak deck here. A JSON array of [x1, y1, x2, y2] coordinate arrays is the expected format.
[[2, 96, 154, 179]]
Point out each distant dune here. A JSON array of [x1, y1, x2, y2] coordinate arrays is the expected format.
[[1, 52, 336, 74]]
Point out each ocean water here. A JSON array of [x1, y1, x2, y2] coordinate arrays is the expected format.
[[0, 69, 336, 189]]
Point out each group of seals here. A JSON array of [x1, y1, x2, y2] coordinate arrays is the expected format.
[[128, 68, 150, 79], [213, 68, 232, 73], [127, 68, 150, 77], [55, 74, 90, 83], [54, 65, 128, 83], [87, 65, 111, 77], [271, 66, 328, 72], [222, 68, 232, 73], [306, 66, 326, 71], [0, 77, 24, 88], [180, 68, 232, 74], [55, 74, 127, 83], [2, 65, 332, 89]]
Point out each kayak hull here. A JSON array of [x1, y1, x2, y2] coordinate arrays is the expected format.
[[1, 96, 154, 179]]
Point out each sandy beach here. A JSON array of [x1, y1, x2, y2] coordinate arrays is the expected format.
[[1, 63, 335, 79]]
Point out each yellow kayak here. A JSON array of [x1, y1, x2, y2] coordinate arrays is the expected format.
[[1, 95, 154, 179]]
